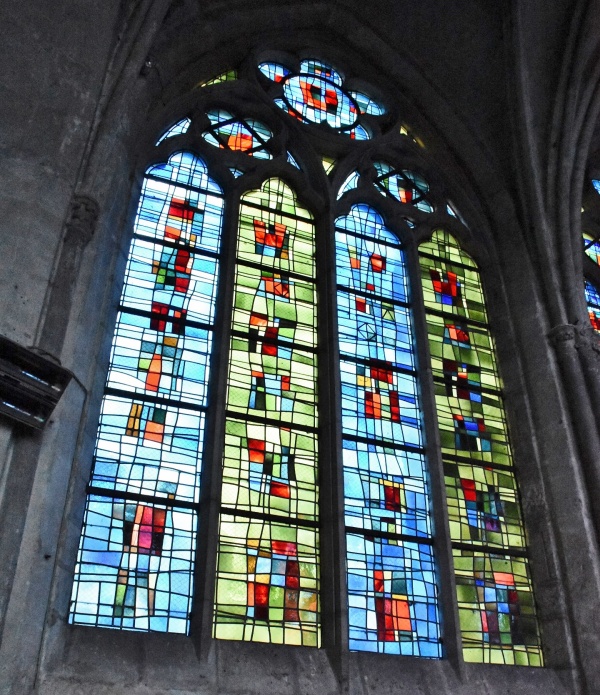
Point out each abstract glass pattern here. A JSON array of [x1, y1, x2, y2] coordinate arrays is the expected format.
[[337, 171, 360, 199], [70, 153, 224, 633], [585, 280, 600, 332], [350, 124, 371, 141], [454, 550, 542, 666], [348, 91, 386, 116], [198, 69, 237, 88], [336, 205, 441, 656], [202, 110, 273, 159], [259, 59, 382, 137], [374, 162, 433, 213], [322, 157, 336, 175], [419, 230, 543, 664], [583, 232, 600, 267], [156, 118, 191, 145], [287, 152, 300, 169], [214, 179, 320, 646]]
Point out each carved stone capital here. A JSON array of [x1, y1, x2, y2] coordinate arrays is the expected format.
[[577, 324, 600, 356], [547, 323, 577, 347], [65, 194, 99, 246]]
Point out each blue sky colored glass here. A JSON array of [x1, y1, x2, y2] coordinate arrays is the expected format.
[[203, 110, 273, 159], [155, 118, 191, 145], [585, 280, 600, 333], [69, 152, 224, 633], [374, 162, 433, 213], [259, 59, 382, 137], [583, 232, 600, 267], [336, 204, 441, 656]]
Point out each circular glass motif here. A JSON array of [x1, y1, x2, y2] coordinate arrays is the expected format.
[[282, 74, 359, 129]]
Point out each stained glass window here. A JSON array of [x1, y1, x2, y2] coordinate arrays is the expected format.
[[348, 91, 386, 116], [70, 152, 224, 632], [374, 162, 434, 213], [336, 205, 441, 656], [582, 180, 600, 331], [583, 232, 600, 267], [71, 50, 546, 668], [287, 152, 301, 169], [337, 171, 360, 199], [202, 110, 273, 159], [156, 118, 191, 145], [418, 230, 543, 665], [213, 179, 320, 646], [197, 69, 238, 89], [259, 59, 382, 139], [582, 179, 600, 331], [585, 280, 600, 332]]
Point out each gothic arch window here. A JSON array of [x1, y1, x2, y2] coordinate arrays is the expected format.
[[69, 51, 543, 667]]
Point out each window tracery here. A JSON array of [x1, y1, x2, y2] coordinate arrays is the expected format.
[[69, 51, 543, 666]]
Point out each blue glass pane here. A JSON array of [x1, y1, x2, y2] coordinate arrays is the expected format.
[[287, 152, 301, 169], [135, 173, 223, 253], [340, 360, 422, 446], [347, 533, 441, 656], [71, 153, 224, 634], [70, 495, 197, 633], [350, 124, 371, 140], [258, 62, 290, 83], [147, 152, 222, 195], [585, 280, 600, 332], [349, 91, 386, 116], [92, 396, 204, 502], [300, 59, 343, 85], [335, 204, 441, 656], [337, 171, 360, 199], [336, 291, 415, 370], [335, 204, 400, 245], [120, 239, 219, 324], [283, 75, 357, 129], [155, 118, 191, 145], [343, 440, 431, 537], [335, 230, 408, 302], [374, 162, 433, 213]]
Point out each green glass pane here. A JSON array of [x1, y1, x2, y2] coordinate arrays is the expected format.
[[419, 247, 488, 325], [231, 264, 317, 348], [420, 230, 477, 269], [221, 419, 318, 520], [226, 338, 317, 428], [433, 385, 511, 466], [419, 230, 542, 665], [444, 460, 525, 548], [215, 179, 320, 646], [214, 516, 320, 647], [242, 178, 312, 220], [237, 202, 315, 277], [453, 549, 543, 666]]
